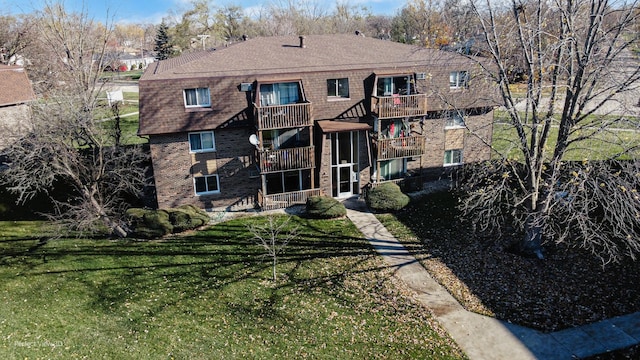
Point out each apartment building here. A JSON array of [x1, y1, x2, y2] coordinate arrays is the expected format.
[[138, 34, 496, 210]]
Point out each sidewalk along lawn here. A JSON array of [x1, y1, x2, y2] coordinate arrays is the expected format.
[[0, 217, 466, 359]]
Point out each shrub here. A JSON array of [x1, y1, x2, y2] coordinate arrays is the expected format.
[[126, 205, 210, 238], [126, 208, 173, 238], [167, 205, 210, 232], [306, 196, 346, 219], [366, 182, 410, 212]]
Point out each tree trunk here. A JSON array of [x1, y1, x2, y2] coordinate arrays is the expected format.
[[104, 217, 128, 238], [85, 187, 129, 238], [272, 256, 277, 282], [522, 215, 544, 259]]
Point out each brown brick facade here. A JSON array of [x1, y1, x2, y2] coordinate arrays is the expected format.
[[150, 128, 259, 210], [140, 35, 497, 210]]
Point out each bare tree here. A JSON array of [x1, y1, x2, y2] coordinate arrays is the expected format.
[[1, 1, 148, 238], [247, 215, 298, 282], [391, 0, 451, 47], [329, 2, 371, 34], [0, 14, 35, 65], [458, 0, 640, 263], [214, 5, 253, 43], [365, 15, 394, 39], [254, 0, 329, 36]]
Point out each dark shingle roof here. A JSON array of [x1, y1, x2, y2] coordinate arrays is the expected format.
[[0, 65, 36, 107], [140, 34, 466, 81]]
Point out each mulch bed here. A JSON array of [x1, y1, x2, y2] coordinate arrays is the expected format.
[[390, 191, 640, 334]]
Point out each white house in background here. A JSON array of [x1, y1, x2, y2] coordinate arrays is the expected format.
[[120, 54, 155, 71]]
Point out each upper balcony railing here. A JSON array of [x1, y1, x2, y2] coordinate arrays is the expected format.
[[375, 136, 426, 160], [259, 146, 314, 173], [254, 102, 312, 130], [371, 94, 428, 119]]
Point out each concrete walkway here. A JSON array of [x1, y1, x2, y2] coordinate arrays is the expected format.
[[342, 197, 640, 360]]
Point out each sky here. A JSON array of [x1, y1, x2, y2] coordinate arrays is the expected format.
[[1, 0, 404, 24]]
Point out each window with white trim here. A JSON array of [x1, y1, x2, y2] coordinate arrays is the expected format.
[[189, 131, 216, 152], [449, 71, 469, 89], [445, 110, 466, 128], [327, 78, 350, 98], [194, 174, 220, 195], [184, 88, 211, 107], [444, 149, 463, 166], [259, 82, 300, 106]]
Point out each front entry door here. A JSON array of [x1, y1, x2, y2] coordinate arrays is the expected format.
[[331, 131, 359, 198], [336, 163, 353, 198]]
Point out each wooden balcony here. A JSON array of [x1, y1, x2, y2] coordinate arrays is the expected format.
[[372, 94, 428, 119], [376, 136, 426, 160], [259, 146, 314, 173], [254, 102, 312, 130], [258, 188, 323, 210]]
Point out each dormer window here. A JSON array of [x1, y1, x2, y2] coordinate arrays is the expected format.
[[258, 82, 301, 106], [184, 88, 211, 107], [376, 75, 415, 96], [449, 71, 469, 89]]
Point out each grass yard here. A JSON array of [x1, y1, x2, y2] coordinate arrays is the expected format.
[[99, 114, 148, 145], [0, 217, 465, 359], [492, 111, 640, 161], [94, 91, 147, 145]]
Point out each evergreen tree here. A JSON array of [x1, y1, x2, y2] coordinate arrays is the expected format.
[[153, 21, 173, 60]]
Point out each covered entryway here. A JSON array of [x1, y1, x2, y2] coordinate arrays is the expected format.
[[317, 120, 372, 199], [331, 131, 358, 198]]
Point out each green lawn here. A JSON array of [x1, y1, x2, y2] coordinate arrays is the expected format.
[[492, 111, 640, 161], [94, 92, 147, 145], [100, 70, 144, 81], [0, 218, 465, 359]]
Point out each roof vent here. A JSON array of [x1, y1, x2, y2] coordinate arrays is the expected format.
[[299, 36, 306, 48]]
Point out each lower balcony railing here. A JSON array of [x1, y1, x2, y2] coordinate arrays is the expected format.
[[258, 188, 323, 210], [259, 146, 314, 173], [376, 136, 426, 160]]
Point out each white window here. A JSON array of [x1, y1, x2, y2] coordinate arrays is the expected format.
[[259, 82, 300, 106], [377, 75, 414, 96], [445, 110, 466, 128], [327, 78, 349, 98], [444, 149, 463, 166], [184, 88, 211, 107], [449, 71, 469, 89], [189, 131, 215, 152], [194, 174, 220, 195]]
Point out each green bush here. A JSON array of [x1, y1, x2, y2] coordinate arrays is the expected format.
[[126, 208, 173, 238], [306, 196, 346, 219], [366, 182, 410, 212], [167, 205, 210, 232], [126, 205, 210, 238]]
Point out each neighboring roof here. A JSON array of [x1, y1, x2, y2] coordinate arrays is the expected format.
[[0, 65, 36, 107], [140, 34, 468, 81]]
